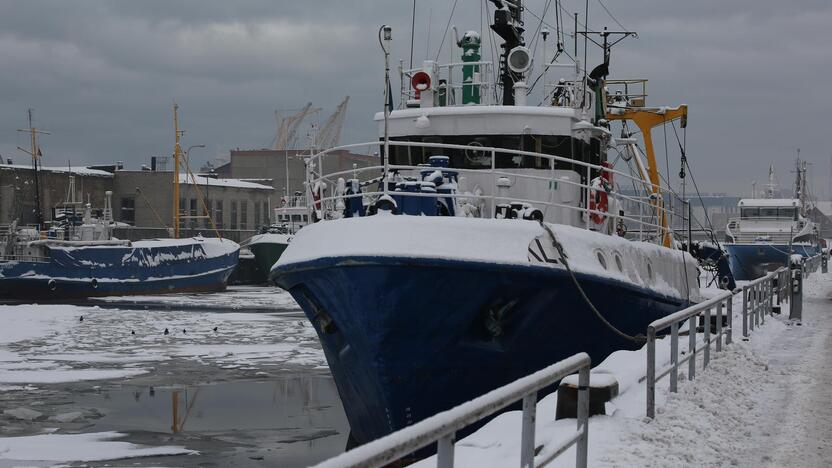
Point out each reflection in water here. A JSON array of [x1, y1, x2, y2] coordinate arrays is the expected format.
[[78, 374, 349, 467]]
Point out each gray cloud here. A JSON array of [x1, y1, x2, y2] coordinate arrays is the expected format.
[[0, 0, 830, 197]]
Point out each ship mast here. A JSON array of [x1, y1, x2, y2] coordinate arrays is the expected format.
[[172, 103, 184, 239], [16, 109, 50, 228]]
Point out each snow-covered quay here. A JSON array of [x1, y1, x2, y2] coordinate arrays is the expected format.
[[410, 272, 832, 468]]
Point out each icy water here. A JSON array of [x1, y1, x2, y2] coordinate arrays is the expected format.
[[77, 375, 349, 466], [0, 287, 350, 467]]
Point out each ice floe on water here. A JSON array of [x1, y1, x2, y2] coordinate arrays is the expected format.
[[0, 287, 322, 388], [0, 431, 194, 462]]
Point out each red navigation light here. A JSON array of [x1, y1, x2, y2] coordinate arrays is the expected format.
[[411, 71, 432, 99]]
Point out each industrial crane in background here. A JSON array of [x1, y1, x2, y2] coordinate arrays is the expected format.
[[272, 96, 349, 150]]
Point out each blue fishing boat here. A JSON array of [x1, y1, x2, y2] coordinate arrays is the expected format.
[[725, 162, 821, 280], [273, 3, 700, 449], [0, 200, 239, 299], [0, 105, 240, 299]]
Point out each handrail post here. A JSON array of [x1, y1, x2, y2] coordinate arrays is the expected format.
[[750, 284, 756, 331], [670, 322, 679, 392], [688, 315, 696, 380], [726, 295, 733, 345], [437, 434, 455, 468], [703, 306, 711, 368], [760, 281, 767, 325], [715, 301, 723, 352], [584, 165, 591, 230], [576, 365, 589, 468], [490, 150, 496, 218], [742, 286, 749, 338], [520, 393, 536, 468], [646, 326, 657, 418]]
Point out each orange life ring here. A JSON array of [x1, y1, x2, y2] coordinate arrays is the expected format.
[[590, 185, 608, 225], [589, 162, 614, 225]]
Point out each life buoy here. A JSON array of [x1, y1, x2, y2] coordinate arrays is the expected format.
[[589, 162, 614, 225], [589, 182, 608, 225]]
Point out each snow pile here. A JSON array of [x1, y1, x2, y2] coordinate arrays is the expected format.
[[0, 163, 114, 177], [0, 431, 194, 462], [180, 173, 273, 190]]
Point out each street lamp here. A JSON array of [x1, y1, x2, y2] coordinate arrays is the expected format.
[[379, 25, 392, 197]]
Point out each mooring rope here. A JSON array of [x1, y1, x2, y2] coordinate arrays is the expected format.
[[537, 219, 647, 345]]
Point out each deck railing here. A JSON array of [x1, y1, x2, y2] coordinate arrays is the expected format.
[[311, 353, 591, 468], [308, 140, 692, 247]]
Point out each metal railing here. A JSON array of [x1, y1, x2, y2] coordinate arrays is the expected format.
[[312, 353, 591, 468], [645, 267, 788, 418], [308, 140, 692, 246], [804, 253, 823, 276]]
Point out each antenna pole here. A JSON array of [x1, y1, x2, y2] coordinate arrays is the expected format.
[[409, 0, 416, 69], [16, 109, 50, 229], [173, 103, 184, 239]]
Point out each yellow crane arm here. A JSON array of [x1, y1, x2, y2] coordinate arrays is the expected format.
[[607, 105, 688, 247]]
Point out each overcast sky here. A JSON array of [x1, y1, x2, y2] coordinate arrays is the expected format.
[[0, 0, 830, 197]]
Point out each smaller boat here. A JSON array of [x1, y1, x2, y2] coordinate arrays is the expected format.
[[247, 194, 309, 282], [725, 161, 821, 280], [0, 105, 240, 299], [0, 201, 239, 299]]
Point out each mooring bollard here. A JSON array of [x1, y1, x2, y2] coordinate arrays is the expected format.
[[790, 260, 803, 321]]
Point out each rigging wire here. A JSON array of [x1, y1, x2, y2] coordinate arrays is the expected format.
[[597, 0, 627, 30], [434, 0, 460, 62]]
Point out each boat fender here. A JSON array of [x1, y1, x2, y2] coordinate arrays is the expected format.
[[48, 279, 57, 292], [91, 278, 98, 289]]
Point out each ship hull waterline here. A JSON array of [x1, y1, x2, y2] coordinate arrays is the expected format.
[[273, 255, 692, 448]]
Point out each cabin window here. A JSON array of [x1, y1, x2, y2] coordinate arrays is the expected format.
[[759, 207, 778, 218], [779, 208, 797, 220], [741, 207, 758, 218], [119, 197, 135, 225], [386, 134, 600, 174]]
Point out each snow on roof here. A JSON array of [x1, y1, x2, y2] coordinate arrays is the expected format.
[[179, 174, 273, 190], [0, 163, 113, 177], [738, 198, 798, 207]]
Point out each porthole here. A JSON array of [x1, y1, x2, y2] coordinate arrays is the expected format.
[[614, 253, 624, 273], [596, 251, 608, 270]]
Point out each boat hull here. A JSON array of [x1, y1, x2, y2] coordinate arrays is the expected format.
[[249, 242, 289, 283], [274, 255, 691, 447], [725, 243, 820, 281], [0, 238, 239, 299]]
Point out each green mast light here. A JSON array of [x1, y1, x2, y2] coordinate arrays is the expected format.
[[457, 31, 481, 105]]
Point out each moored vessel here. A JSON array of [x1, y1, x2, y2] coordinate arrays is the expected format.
[[273, 2, 700, 449], [725, 161, 820, 280]]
